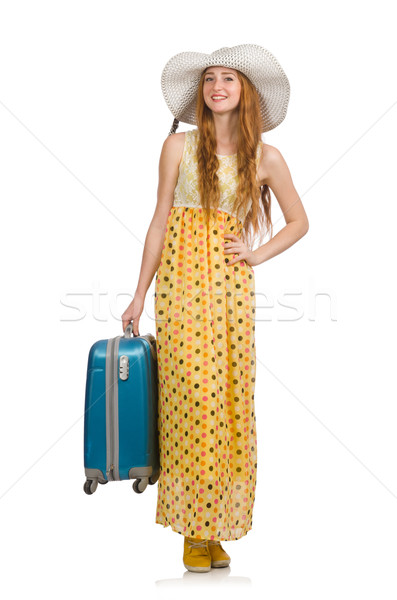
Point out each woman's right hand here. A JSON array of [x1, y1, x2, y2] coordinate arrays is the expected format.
[[121, 292, 145, 336]]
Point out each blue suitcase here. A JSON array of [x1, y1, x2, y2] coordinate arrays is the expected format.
[[83, 325, 160, 495]]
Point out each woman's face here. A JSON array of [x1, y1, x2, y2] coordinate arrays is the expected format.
[[202, 66, 241, 116]]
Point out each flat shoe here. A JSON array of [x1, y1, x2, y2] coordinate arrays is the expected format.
[[208, 540, 231, 568], [183, 536, 211, 573]]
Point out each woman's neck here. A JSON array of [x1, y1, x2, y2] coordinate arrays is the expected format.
[[212, 110, 239, 147]]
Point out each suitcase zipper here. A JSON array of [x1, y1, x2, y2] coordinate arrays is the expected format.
[[106, 336, 121, 481], [106, 336, 114, 480]]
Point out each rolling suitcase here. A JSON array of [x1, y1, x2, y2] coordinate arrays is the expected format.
[[83, 324, 160, 495]]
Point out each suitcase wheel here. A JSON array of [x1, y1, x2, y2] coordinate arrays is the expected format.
[[149, 472, 160, 485], [132, 478, 148, 494], [84, 478, 98, 495]]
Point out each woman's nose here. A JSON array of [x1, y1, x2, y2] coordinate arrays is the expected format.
[[212, 81, 224, 91]]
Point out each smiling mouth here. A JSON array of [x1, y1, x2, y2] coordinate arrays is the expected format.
[[211, 96, 227, 101]]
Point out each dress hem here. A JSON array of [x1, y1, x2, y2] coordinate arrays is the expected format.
[[155, 516, 253, 542]]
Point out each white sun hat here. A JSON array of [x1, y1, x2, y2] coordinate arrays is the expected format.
[[161, 44, 290, 134]]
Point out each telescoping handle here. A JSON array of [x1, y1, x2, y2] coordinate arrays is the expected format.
[[123, 324, 157, 362]]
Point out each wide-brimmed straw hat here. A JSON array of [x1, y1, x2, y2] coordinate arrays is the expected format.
[[161, 44, 290, 134]]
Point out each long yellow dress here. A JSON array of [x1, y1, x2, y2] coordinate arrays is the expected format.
[[154, 128, 262, 541]]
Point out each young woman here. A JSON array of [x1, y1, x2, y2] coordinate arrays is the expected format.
[[121, 44, 309, 573]]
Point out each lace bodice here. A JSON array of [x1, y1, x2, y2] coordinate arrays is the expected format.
[[173, 128, 263, 224]]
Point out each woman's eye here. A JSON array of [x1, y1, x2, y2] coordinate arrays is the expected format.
[[205, 76, 234, 82]]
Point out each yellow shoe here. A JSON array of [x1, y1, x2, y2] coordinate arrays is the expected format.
[[183, 536, 211, 573], [208, 540, 231, 568]]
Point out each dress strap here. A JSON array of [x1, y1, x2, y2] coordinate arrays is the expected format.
[[189, 129, 198, 154], [179, 129, 195, 167], [256, 139, 264, 164]]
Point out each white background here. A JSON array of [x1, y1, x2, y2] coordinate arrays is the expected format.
[[0, 0, 396, 597]]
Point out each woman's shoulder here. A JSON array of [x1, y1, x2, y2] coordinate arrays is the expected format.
[[162, 130, 186, 148], [161, 130, 186, 158], [161, 129, 199, 170], [163, 129, 199, 157], [259, 142, 285, 164], [162, 129, 198, 150], [257, 142, 286, 185]]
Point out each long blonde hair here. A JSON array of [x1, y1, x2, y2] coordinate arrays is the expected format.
[[195, 68, 273, 249]]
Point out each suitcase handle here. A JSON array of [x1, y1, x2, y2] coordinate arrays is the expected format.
[[123, 325, 157, 362], [123, 323, 136, 338]]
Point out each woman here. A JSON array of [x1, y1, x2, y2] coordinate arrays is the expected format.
[[121, 44, 309, 573]]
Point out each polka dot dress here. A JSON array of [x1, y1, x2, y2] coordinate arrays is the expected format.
[[154, 129, 261, 542]]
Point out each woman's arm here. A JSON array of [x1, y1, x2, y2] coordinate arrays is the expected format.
[[252, 144, 309, 266], [121, 132, 185, 333]]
